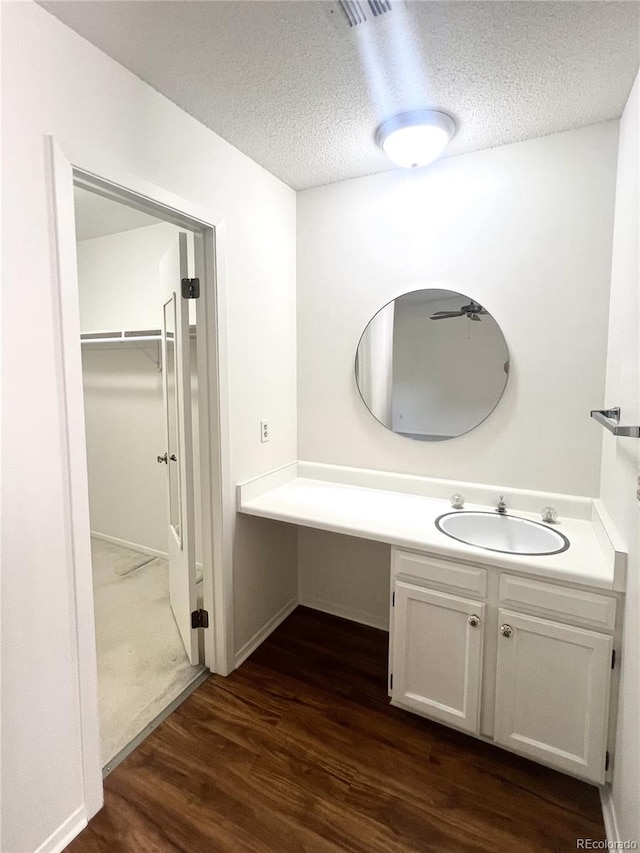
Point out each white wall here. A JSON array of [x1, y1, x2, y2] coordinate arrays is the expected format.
[[1, 3, 297, 851], [78, 223, 189, 557], [298, 122, 618, 494], [297, 123, 618, 630], [77, 222, 180, 332], [82, 341, 204, 563], [599, 70, 640, 842], [82, 346, 168, 553], [298, 529, 390, 630]]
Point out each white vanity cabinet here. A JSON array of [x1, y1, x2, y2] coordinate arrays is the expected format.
[[392, 582, 485, 734], [493, 609, 612, 781], [390, 548, 619, 785]]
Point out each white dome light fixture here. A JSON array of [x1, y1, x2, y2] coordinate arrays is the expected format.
[[376, 110, 456, 169]]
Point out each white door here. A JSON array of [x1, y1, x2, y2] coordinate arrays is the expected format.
[[391, 581, 485, 734], [161, 233, 198, 664], [494, 609, 612, 783]]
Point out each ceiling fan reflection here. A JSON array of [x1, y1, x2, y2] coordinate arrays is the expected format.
[[430, 301, 488, 321]]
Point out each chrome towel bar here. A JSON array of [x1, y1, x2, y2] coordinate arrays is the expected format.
[[590, 407, 640, 438]]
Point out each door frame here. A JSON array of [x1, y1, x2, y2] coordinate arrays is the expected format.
[[47, 137, 234, 820]]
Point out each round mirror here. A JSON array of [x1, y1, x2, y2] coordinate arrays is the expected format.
[[355, 289, 509, 441]]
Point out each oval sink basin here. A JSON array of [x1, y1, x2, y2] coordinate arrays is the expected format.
[[435, 511, 569, 555]]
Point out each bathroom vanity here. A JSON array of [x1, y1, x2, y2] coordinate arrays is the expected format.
[[390, 547, 619, 784], [239, 462, 626, 786]]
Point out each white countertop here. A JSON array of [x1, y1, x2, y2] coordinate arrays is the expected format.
[[239, 467, 625, 592]]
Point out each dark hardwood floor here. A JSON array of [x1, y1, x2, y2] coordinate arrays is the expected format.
[[68, 607, 605, 852]]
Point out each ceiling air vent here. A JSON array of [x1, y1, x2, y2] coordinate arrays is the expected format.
[[328, 0, 408, 29]]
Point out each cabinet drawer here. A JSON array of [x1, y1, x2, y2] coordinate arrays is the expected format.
[[499, 575, 616, 632], [393, 549, 486, 597]]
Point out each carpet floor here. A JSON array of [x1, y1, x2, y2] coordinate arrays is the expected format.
[[91, 537, 203, 765]]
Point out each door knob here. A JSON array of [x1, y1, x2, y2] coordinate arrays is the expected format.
[[157, 453, 168, 464], [468, 615, 481, 628], [500, 624, 513, 638]]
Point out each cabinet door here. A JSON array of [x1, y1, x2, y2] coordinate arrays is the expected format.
[[494, 609, 612, 783], [392, 582, 485, 734]]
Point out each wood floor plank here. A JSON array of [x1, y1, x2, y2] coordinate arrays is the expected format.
[[68, 607, 605, 852]]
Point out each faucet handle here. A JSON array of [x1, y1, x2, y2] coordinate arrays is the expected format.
[[450, 493, 465, 509], [541, 506, 558, 523], [496, 495, 507, 514]]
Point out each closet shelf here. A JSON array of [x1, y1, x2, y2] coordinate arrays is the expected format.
[[81, 326, 196, 344], [81, 329, 162, 344]]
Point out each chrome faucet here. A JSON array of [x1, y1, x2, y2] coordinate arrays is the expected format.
[[496, 496, 507, 514]]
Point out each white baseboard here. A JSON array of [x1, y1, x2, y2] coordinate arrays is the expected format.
[[35, 806, 87, 853], [90, 530, 168, 560], [91, 531, 204, 580], [300, 595, 389, 632], [234, 595, 299, 668], [599, 785, 620, 845]]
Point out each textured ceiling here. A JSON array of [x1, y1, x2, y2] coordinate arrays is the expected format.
[[41, 1, 640, 190]]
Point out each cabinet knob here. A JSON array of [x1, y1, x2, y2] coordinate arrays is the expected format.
[[500, 624, 513, 638], [468, 614, 481, 628]]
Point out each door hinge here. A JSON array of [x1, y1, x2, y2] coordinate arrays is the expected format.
[[392, 591, 395, 606], [182, 277, 200, 299], [605, 750, 610, 771], [390, 674, 393, 690], [612, 649, 616, 669], [191, 608, 209, 629]]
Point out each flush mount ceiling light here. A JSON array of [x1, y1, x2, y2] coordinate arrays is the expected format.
[[375, 110, 456, 169]]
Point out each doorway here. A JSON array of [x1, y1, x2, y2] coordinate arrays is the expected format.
[[74, 186, 208, 768], [48, 138, 234, 817]]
